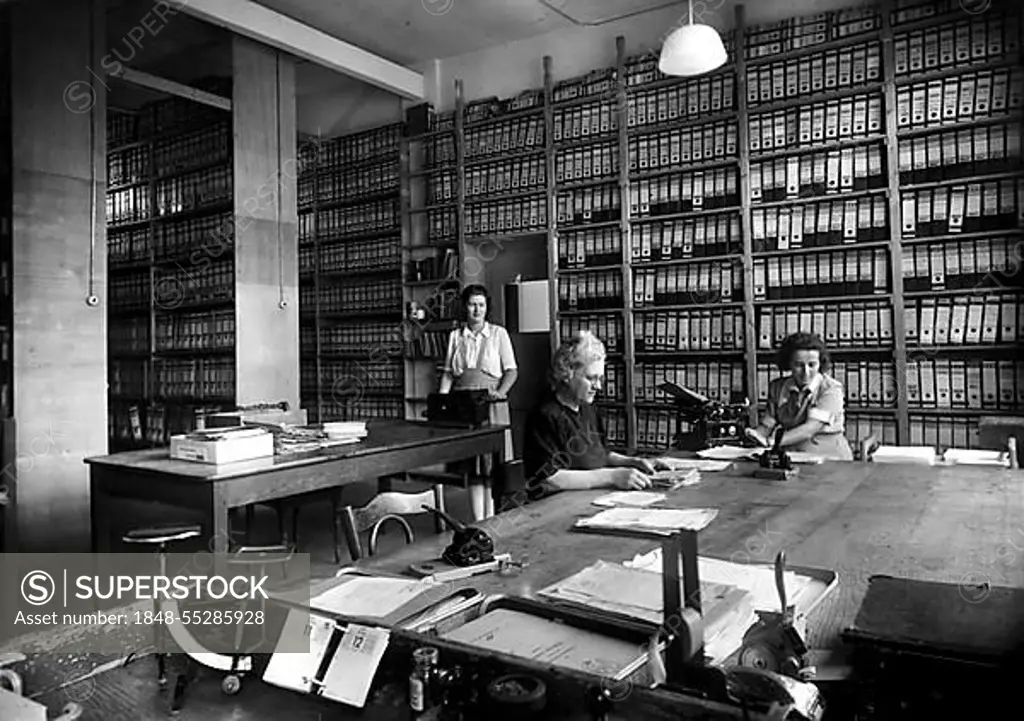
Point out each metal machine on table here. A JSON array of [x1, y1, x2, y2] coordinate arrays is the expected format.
[[659, 382, 750, 452]]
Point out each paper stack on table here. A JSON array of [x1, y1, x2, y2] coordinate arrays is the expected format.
[[592, 491, 667, 508], [537, 560, 755, 665], [696, 445, 757, 461], [871, 445, 937, 465], [942, 448, 1010, 467], [650, 468, 702, 490], [655, 457, 733, 472], [574, 507, 719, 536]]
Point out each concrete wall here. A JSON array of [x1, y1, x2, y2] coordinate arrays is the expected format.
[[10, 0, 107, 551]]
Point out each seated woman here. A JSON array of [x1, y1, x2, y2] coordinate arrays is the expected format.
[[523, 330, 665, 497], [746, 331, 854, 461]]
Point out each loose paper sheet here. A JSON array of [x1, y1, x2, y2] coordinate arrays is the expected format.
[[320, 623, 391, 707], [310, 576, 433, 619], [592, 491, 666, 507], [654, 457, 733, 472], [650, 469, 701, 489], [262, 611, 336, 693], [575, 507, 719, 535], [696, 446, 757, 461]]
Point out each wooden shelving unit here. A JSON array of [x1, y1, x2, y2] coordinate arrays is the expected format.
[[105, 87, 236, 450], [386, 0, 1023, 456], [297, 124, 405, 423]]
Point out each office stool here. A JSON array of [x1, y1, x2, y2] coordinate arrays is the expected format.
[[121, 523, 203, 688]]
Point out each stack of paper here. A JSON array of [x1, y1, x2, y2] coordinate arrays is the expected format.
[[309, 575, 439, 622], [696, 446, 757, 461], [323, 421, 368, 442], [537, 561, 755, 665], [871, 445, 937, 465], [574, 507, 719, 536], [655, 457, 733, 472], [942, 448, 1010, 467], [592, 491, 666, 508], [650, 468, 701, 490]]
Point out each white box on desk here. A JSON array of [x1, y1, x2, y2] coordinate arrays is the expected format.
[[169, 429, 274, 464]]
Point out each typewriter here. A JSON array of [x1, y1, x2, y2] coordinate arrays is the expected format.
[[659, 381, 751, 451]]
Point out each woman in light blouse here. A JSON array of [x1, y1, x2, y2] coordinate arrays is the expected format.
[[440, 284, 518, 517], [746, 332, 854, 461]]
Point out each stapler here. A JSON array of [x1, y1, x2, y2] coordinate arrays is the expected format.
[[754, 428, 797, 481]]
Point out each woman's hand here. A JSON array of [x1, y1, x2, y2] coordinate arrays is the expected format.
[[745, 427, 770, 448], [631, 457, 658, 474], [487, 389, 507, 401], [608, 468, 652, 490]]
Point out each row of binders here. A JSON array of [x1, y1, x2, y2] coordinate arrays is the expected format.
[[407, 248, 460, 283], [300, 278, 402, 316], [757, 361, 898, 408], [629, 170, 740, 215], [152, 358, 234, 401], [108, 144, 149, 188], [298, 237, 401, 276], [109, 317, 149, 356], [599, 363, 626, 403], [154, 310, 235, 352], [634, 309, 746, 353], [745, 5, 878, 59], [756, 301, 895, 349], [746, 41, 882, 106], [311, 163, 400, 207], [556, 141, 619, 183], [109, 360, 146, 398], [630, 216, 742, 261], [901, 236, 1022, 291], [559, 315, 625, 355], [108, 226, 151, 265], [309, 125, 401, 171], [751, 95, 883, 152], [629, 120, 738, 170], [601, 407, 628, 448], [751, 145, 886, 201], [303, 322, 404, 355], [558, 271, 623, 311], [633, 262, 744, 307], [896, 69, 1022, 128], [108, 272, 150, 312], [554, 100, 617, 141], [556, 187, 621, 226], [908, 415, 988, 453], [153, 123, 230, 179], [312, 199, 401, 242], [752, 195, 889, 248], [154, 166, 232, 218], [904, 295, 1022, 347], [300, 360, 403, 394], [404, 330, 452, 360], [635, 409, 679, 451], [905, 358, 1024, 409], [426, 207, 457, 243], [635, 362, 746, 405], [468, 157, 546, 198], [464, 197, 548, 237], [557, 226, 623, 269], [893, 14, 1019, 75], [465, 117, 544, 160], [107, 184, 149, 226], [753, 249, 891, 300], [152, 212, 233, 262], [897, 122, 1021, 183], [313, 398, 404, 423], [901, 180, 1024, 237], [626, 74, 736, 128], [154, 262, 234, 310]]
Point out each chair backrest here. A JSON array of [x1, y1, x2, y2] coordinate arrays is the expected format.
[[339, 486, 445, 562]]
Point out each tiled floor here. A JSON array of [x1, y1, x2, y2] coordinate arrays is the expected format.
[[3, 481, 477, 721]]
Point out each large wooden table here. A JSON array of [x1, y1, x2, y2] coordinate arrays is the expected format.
[[85, 421, 508, 554], [345, 458, 1024, 651]]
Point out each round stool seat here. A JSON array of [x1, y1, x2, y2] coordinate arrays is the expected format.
[[122, 524, 202, 546]]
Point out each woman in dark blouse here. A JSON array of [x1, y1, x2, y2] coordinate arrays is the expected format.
[[523, 331, 668, 498]]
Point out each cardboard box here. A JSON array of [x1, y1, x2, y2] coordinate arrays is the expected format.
[[170, 428, 274, 465]]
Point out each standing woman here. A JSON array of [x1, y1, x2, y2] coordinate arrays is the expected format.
[[440, 284, 518, 518], [746, 331, 854, 460]]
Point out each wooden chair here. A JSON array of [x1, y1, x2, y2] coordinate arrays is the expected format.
[[338, 486, 445, 563]]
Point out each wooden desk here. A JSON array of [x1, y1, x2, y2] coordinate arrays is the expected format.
[[344, 459, 1024, 650], [85, 421, 508, 554]]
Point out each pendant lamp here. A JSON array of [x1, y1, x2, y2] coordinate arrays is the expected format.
[[658, 0, 728, 77]]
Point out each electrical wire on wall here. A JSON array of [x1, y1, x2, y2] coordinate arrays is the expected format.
[[86, 0, 99, 308], [276, 52, 287, 310]]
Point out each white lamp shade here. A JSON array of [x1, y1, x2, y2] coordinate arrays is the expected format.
[[659, 23, 728, 76]]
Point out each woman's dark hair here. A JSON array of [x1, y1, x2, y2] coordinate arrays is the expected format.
[[460, 284, 491, 321], [775, 332, 831, 373]]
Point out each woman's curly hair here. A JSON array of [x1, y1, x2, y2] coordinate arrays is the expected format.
[[775, 332, 831, 373], [549, 330, 606, 389]]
